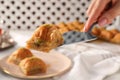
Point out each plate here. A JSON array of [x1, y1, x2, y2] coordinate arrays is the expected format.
[[0, 50, 72, 79]]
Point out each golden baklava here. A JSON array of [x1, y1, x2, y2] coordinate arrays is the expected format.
[[26, 24, 63, 52], [99, 30, 114, 41], [110, 33, 120, 44], [109, 29, 119, 35], [7, 47, 33, 65], [19, 56, 47, 75], [92, 27, 101, 36], [72, 20, 84, 31], [57, 22, 69, 34]]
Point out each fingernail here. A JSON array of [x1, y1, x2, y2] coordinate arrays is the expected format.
[[99, 18, 108, 26]]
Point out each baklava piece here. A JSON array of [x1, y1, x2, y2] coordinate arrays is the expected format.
[[92, 27, 101, 36], [26, 24, 63, 52], [57, 22, 69, 34], [99, 27, 106, 32], [99, 30, 114, 41], [110, 33, 120, 44], [19, 57, 47, 75], [7, 47, 33, 65], [109, 29, 119, 35], [72, 20, 84, 31], [66, 22, 77, 31]]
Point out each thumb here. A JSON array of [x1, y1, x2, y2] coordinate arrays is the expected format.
[[98, 5, 120, 26]]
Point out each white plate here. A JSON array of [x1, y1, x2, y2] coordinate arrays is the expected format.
[[0, 50, 72, 79]]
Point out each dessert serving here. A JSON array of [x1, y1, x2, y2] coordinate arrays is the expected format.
[[56, 20, 84, 34], [7, 47, 33, 65], [57, 20, 120, 44], [26, 20, 84, 52], [92, 27, 120, 44], [26, 24, 63, 52], [19, 56, 47, 75], [0, 49, 72, 79], [7, 47, 47, 75], [26, 20, 120, 53]]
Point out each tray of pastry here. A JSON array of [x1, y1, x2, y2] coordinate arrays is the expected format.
[[0, 47, 72, 79], [55, 20, 120, 44], [0, 28, 16, 50]]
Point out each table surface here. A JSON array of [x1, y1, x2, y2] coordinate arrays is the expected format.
[[0, 30, 120, 80]]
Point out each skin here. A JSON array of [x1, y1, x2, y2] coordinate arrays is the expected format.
[[84, 0, 120, 32]]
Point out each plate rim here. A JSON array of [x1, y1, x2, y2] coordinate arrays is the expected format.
[[0, 50, 72, 79]]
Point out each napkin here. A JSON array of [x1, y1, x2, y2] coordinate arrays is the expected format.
[[55, 48, 120, 80], [80, 49, 120, 80]]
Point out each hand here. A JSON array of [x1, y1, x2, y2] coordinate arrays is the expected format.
[[84, 0, 120, 32]]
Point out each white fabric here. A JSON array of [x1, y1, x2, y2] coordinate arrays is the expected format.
[[55, 48, 120, 80]]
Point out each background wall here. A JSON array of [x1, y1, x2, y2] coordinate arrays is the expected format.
[[0, 0, 119, 30]]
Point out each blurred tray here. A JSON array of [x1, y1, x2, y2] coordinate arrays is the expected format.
[[0, 29, 16, 50], [0, 39, 16, 50]]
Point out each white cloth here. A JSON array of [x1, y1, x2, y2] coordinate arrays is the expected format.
[[55, 48, 120, 80]]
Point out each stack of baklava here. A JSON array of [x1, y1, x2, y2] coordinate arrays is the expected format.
[[56, 20, 120, 44]]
